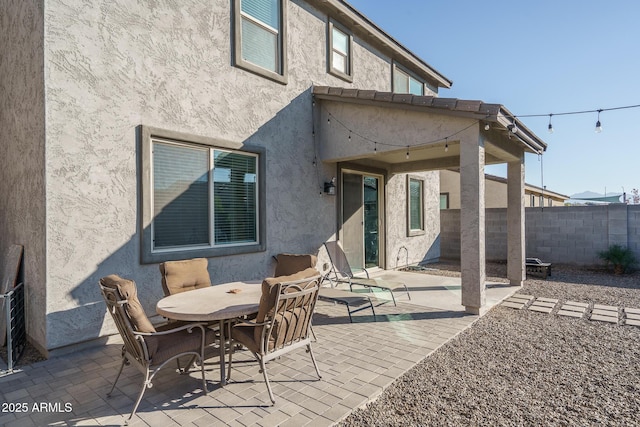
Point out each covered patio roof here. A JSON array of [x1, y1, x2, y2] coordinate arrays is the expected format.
[[313, 85, 550, 314], [313, 86, 546, 173]]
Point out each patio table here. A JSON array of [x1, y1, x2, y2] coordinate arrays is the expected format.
[[156, 280, 262, 385]]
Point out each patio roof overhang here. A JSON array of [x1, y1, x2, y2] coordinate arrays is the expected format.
[[313, 86, 547, 174]]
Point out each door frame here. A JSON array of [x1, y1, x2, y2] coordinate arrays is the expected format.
[[337, 163, 386, 270]]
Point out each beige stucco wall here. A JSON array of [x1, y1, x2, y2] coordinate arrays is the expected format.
[[1, 0, 441, 350], [0, 0, 47, 351], [440, 170, 566, 209], [386, 172, 441, 267]]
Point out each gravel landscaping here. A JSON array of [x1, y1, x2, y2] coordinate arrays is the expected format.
[[340, 263, 640, 426]]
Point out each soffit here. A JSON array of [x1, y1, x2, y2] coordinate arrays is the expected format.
[[313, 86, 548, 156], [307, 0, 452, 89]]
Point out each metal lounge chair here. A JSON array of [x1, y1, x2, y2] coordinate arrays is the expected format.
[[274, 253, 376, 322], [323, 241, 411, 305], [227, 271, 323, 404], [99, 275, 215, 425]]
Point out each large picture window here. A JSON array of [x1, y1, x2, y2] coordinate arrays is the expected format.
[[234, 0, 287, 84], [407, 176, 425, 236], [140, 126, 266, 263]]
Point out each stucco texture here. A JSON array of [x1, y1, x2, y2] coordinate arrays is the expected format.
[[35, 0, 422, 350], [0, 0, 47, 351]]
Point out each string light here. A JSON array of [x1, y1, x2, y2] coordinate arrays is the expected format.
[[547, 114, 554, 134], [348, 130, 351, 141], [484, 123, 490, 131], [316, 104, 480, 154], [444, 137, 449, 152], [595, 109, 603, 133], [511, 117, 518, 134]]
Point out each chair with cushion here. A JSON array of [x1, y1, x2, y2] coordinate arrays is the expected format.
[[159, 257, 211, 296], [324, 241, 411, 305], [227, 268, 322, 404], [99, 274, 215, 425], [274, 253, 376, 322]]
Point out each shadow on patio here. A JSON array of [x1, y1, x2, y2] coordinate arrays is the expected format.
[[0, 271, 518, 426]]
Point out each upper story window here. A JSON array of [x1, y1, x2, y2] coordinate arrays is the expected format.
[[393, 64, 424, 95], [233, 0, 287, 84], [328, 20, 353, 82], [140, 126, 266, 263]]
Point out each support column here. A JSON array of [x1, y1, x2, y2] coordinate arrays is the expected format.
[[460, 130, 486, 315], [507, 156, 526, 286]]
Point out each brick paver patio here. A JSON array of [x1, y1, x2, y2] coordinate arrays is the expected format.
[[1, 273, 512, 426]]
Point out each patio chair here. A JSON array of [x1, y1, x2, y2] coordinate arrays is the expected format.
[[99, 274, 215, 425], [227, 269, 322, 404], [323, 241, 411, 305], [159, 257, 211, 296], [274, 253, 376, 322]]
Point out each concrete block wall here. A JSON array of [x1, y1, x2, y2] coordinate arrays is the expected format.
[[440, 205, 640, 266]]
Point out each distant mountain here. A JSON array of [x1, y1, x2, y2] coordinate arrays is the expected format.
[[570, 191, 622, 199]]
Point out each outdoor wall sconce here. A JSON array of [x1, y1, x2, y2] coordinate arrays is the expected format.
[[324, 177, 336, 195]]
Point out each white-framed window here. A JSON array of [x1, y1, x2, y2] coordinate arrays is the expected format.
[[233, 0, 287, 84], [328, 20, 353, 82], [407, 176, 425, 236], [140, 126, 266, 263], [393, 64, 424, 95]]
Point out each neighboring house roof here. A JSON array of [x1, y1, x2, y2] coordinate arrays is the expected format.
[[484, 173, 569, 200], [313, 86, 548, 155], [308, 0, 452, 89], [445, 169, 569, 201]]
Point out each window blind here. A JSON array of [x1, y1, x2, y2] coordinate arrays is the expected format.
[[409, 179, 423, 230], [241, 18, 278, 72], [153, 142, 210, 248], [241, 0, 279, 29], [213, 151, 257, 245]]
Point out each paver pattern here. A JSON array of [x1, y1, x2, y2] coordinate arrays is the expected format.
[[0, 299, 479, 426]]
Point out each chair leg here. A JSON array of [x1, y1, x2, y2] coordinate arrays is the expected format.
[[198, 353, 207, 393], [227, 336, 234, 382], [126, 369, 151, 425], [307, 344, 322, 379], [259, 357, 275, 405], [389, 289, 397, 306], [404, 284, 411, 301], [107, 356, 127, 397]]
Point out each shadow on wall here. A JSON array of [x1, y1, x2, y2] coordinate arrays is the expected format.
[[49, 89, 339, 352]]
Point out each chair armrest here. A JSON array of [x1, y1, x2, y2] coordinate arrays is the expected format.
[[134, 322, 207, 337], [232, 318, 270, 328], [351, 268, 370, 279]]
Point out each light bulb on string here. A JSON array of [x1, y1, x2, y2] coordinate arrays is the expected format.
[[484, 123, 490, 131], [595, 109, 603, 133], [406, 146, 410, 160], [374, 141, 377, 155], [511, 117, 518, 134], [444, 137, 449, 152], [348, 131, 351, 141], [548, 114, 554, 134]]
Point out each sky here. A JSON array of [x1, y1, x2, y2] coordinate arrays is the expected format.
[[346, 0, 640, 197]]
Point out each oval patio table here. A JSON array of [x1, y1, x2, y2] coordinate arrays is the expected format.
[[156, 280, 262, 386]]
